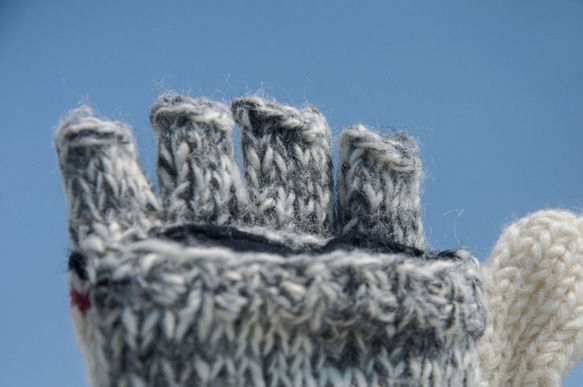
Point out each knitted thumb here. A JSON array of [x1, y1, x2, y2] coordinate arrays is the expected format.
[[478, 210, 583, 386]]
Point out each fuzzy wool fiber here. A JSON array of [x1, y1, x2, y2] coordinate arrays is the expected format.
[[55, 95, 583, 386]]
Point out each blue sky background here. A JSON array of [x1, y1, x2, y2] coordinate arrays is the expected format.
[[1, 1, 582, 385]]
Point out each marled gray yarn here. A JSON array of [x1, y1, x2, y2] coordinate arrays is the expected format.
[[233, 97, 335, 237], [150, 96, 247, 226], [338, 125, 425, 250], [55, 106, 161, 253], [55, 96, 486, 387], [91, 245, 484, 387]]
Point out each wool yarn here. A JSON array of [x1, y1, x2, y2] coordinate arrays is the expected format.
[[478, 210, 583, 386], [55, 95, 583, 386], [150, 97, 247, 226]]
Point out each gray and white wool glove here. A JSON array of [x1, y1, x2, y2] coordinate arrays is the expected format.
[[55, 95, 487, 386]]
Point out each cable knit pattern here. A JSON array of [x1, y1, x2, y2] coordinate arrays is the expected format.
[[479, 210, 583, 387], [55, 95, 487, 387]]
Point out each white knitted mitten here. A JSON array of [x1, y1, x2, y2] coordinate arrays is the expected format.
[[479, 210, 583, 386], [56, 95, 486, 386]]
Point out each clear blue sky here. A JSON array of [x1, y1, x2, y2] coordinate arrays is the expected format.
[[1, 1, 582, 385]]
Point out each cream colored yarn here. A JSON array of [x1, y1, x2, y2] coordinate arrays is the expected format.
[[479, 210, 583, 386]]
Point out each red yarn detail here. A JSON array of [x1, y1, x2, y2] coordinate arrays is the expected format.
[[70, 289, 91, 314]]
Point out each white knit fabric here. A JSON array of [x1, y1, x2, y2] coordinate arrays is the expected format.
[[479, 210, 583, 386]]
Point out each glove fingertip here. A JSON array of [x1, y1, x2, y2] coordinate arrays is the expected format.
[[150, 95, 234, 136]]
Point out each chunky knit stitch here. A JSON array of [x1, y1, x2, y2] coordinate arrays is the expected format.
[[337, 125, 424, 250], [478, 210, 583, 386], [57, 95, 532, 387], [150, 96, 247, 226], [233, 97, 335, 237]]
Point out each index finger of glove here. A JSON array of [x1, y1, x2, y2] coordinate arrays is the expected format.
[[55, 107, 161, 256]]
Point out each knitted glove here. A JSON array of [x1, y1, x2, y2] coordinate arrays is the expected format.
[[55, 96, 486, 387], [478, 210, 583, 386]]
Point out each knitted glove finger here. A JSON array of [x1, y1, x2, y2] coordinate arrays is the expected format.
[[150, 96, 247, 226], [479, 210, 583, 387], [56, 96, 487, 387], [232, 97, 334, 237], [55, 106, 161, 255], [55, 108, 164, 386], [337, 125, 425, 250]]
